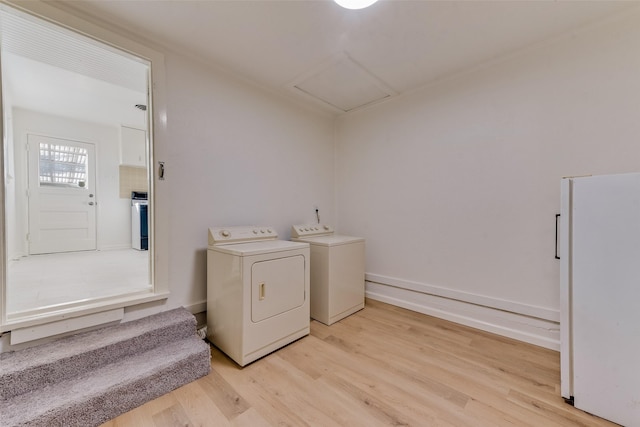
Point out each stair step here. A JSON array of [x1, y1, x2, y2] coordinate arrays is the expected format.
[[0, 307, 197, 400], [0, 336, 211, 427]]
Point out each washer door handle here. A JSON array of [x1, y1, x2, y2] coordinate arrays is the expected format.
[[259, 283, 266, 300]]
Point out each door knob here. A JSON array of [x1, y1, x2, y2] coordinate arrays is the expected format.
[[88, 201, 95, 206]]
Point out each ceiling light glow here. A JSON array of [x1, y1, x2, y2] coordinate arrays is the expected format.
[[334, 0, 379, 10]]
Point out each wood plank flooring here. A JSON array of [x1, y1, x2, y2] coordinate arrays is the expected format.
[[101, 299, 617, 427]]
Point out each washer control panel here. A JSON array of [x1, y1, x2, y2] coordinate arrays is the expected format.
[[209, 226, 277, 245], [291, 224, 334, 238]]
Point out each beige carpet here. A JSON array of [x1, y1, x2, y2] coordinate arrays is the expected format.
[[0, 307, 211, 426]]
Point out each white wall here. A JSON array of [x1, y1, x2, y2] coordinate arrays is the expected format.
[[11, 108, 129, 254], [0, 1, 335, 349], [155, 51, 335, 314], [8, 1, 637, 352], [334, 10, 640, 349], [1, 50, 335, 347]]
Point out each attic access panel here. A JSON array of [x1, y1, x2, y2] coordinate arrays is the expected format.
[[291, 53, 395, 112]]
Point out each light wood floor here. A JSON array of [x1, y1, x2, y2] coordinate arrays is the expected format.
[[102, 299, 617, 427]]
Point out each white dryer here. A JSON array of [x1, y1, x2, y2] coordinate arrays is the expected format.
[[207, 226, 310, 366], [291, 224, 365, 325]]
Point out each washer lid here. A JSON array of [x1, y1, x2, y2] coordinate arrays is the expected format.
[[293, 234, 364, 247], [209, 239, 309, 256]]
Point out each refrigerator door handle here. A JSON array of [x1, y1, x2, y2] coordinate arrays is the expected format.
[[555, 213, 561, 260]]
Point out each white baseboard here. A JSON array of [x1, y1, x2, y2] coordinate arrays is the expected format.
[[98, 244, 133, 251], [365, 277, 560, 351], [184, 300, 206, 315], [1, 299, 205, 353], [10, 308, 125, 345]]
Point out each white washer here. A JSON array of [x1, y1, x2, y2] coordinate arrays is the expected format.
[[207, 226, 310, 366], [291, 224, 365, 325]]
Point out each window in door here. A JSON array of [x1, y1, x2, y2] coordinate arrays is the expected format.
[[39, 142, 88, 188]]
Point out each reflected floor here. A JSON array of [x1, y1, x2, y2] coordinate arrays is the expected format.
[[6, 249, 150, 315]]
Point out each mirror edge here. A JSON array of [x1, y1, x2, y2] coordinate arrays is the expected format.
[[0, 42, 6, 329]]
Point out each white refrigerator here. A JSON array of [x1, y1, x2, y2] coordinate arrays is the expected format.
[[560, 173, 640, 427]]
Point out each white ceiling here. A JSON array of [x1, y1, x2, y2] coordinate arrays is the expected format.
[[3, 52, 148, 129], [58, 0, 636, 114], [1, 7, 149, 128]]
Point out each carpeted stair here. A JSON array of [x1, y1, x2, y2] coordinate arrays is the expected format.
[[0, 307, 211, 427]]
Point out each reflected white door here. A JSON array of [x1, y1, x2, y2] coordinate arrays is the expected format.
[[27, 134, 97, 254]]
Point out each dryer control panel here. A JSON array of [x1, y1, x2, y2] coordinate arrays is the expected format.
[[291, 224, 334, 238], [209, 226, 277, 245]]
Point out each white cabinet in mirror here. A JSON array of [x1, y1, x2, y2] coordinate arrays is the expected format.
[[121, 126, 147, 167]]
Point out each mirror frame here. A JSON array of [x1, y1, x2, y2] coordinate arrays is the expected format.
[[0, 0, 169, 332]]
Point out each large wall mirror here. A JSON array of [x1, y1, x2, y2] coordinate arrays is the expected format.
[[1, 5, 154, 325]]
